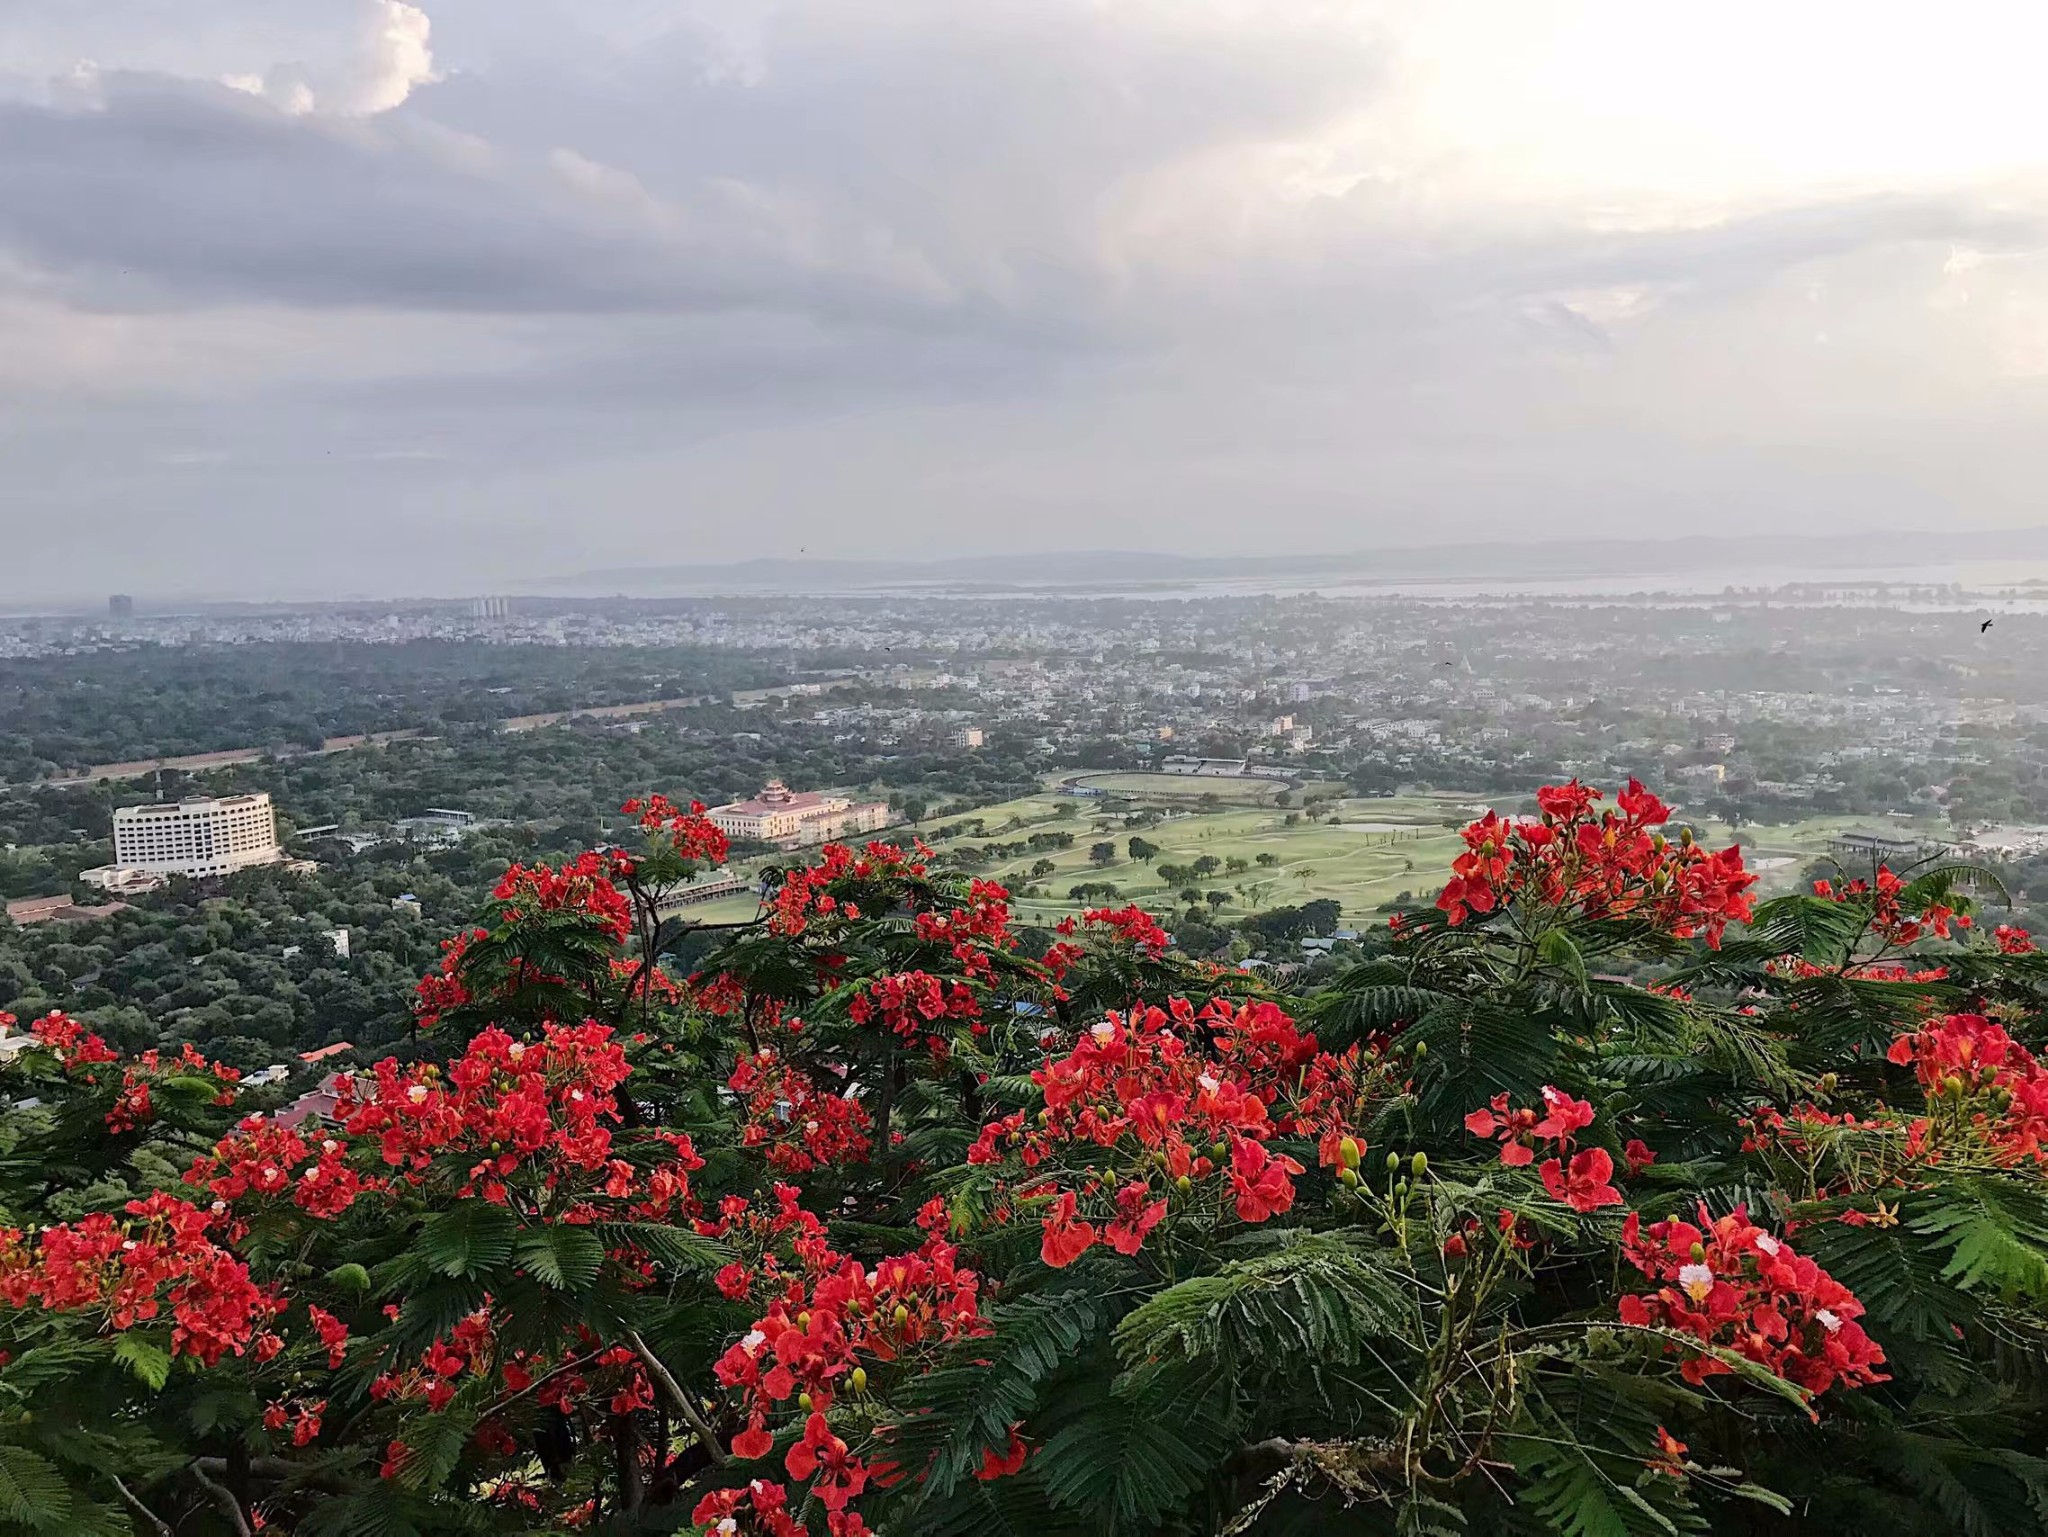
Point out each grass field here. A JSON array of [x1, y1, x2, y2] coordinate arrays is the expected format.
[[908, 786, 1490, 926], [1067, 772, 1288, 804], [1727, 814, 1958, 889], [920, 792, 1968, 925], [672, 787, 1966, 936]]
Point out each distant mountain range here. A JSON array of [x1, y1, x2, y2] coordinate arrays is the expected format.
[[540, 529, 2048, 595]]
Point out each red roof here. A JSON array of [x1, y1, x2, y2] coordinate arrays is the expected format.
[[299, 1041, 355, 1063], [724, 789, 832, 817]]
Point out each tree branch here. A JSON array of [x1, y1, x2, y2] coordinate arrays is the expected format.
[[189, 1464, 253, 1537], [109, 1476, 173, 1537], [194, 1456, 360, 1491], [473, 1348, 611, 1424], [625, 1328, 731, 1467]]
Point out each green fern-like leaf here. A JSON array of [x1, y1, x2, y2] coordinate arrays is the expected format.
[[1800, 1203, 1979, 1340], [512, 1226, 603, 1291], [1906, 1176, 2048, 1300], [1869, 1427, 2048, 1537], [911, 1468, 1087, 1537], [110, 1334, 171, 1392], [1114, 1232, 1406, 1382], [1034, 1367, 1237, 1536], [414, 1202, 517, 1280], [0, 1444, 72, 1532], [889, 1290, 1113, 1497], [594, 1221, 730, 1275]]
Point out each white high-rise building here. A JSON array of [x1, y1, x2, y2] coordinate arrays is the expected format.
[[111, 793, 282, 879]]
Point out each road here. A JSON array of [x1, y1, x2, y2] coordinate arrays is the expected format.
[[15, 676, 866, 788], [32, 730, 428, 789]]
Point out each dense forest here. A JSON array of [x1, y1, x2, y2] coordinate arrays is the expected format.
[[0, 706, 1050, 1067], [0, 702, 1049, 895], [0, 859, 465, 1069], [0, 642, 797, 779]]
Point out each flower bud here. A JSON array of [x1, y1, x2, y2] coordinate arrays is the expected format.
[[1689, 1241, 1706, 1263], [1411, 1152, 1429, 1177], [1413, 1040, 1428, 1058], [851, 1367, 868, 1393], [893, 1304, 910, 1326], [1944, 1074, 1966, 1099], [1337, 1136, 1362, 1170], [799, 1392, 814, 1411], [1386, 1152, 1402, 1172], [1211, 1142, 1229, 1163], [1174, 1174, 1192, 1194], [1443, 1233, 1468, 1261], [1817, 1073, 1837, 1094], [797, 1311, 811, 1330], [1337, 1167, 1359, 1188]]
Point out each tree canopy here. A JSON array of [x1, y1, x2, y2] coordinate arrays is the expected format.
[[0, 780, 2046, 1534]]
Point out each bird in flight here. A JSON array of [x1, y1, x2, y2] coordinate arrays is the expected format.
[[1982, 618, 1995, 633]]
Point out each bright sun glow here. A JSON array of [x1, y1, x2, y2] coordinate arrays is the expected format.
[[1381, 1, 2048, 213]]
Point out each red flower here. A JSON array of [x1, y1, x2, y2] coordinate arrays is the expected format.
[[1537, 781, 1598, 821], [1532, 1087, 1595, 1146], [1647, 1426, 1688, 1478], [729, 1049, 872, 1174], [1435, 781, 1754, 944], [493, 852, 634, 942], [28, 1010, 120, 1068], [306, 1303, 350, 1368], [1467, 1085, 1596, 1167], [975, 1428, 1029, 1482], [1040, 1192, 1098, 1268], [1463, 1093, 1537, 1165], [1228, 1138, 1304, 1223], [1618, 1204, 1886, 1395], [1058, 905, 1170, 958], [1539, 1147, 1622, 1213], [1104, 1181, 1166, 1256], [1623, 1139, 1657, 1177], [785, 1412, 868, 1512]]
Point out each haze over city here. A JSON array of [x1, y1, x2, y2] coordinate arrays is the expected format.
[[6, 1, 2048, 598]]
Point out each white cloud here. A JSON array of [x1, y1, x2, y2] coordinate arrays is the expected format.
[[3, 0, 2048, 595], [215, 0, 437, 116], [2, 0, 437, 118]]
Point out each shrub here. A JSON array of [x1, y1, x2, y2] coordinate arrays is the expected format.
[[0, 782, 2044, 1534]]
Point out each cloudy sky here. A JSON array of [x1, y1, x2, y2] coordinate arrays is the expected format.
[[4, 1, 2047, 599]]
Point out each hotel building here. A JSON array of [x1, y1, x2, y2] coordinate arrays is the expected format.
[[107, 793, 283, 879], [705, 780, 891, 849]]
